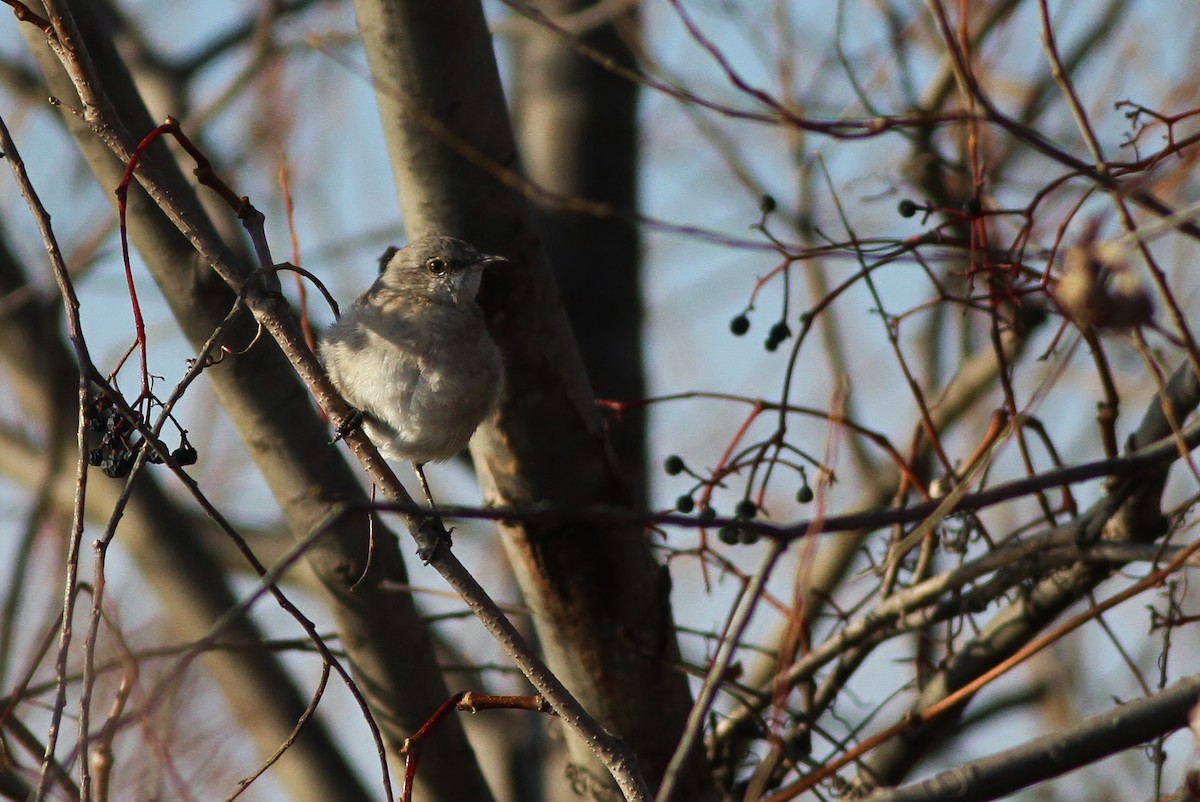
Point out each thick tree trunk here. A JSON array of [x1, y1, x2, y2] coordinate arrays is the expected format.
[[512, 0, 647, 502], [352, 0, 714, 797]]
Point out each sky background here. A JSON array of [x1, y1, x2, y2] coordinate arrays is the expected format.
[[1, 1, 1198, 798]]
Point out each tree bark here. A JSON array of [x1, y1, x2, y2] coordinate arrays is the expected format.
[[512, 0, 647, 501], [351, 0, 714, 796]]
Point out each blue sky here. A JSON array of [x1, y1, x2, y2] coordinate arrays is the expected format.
[[1, 1, 1198, 797]]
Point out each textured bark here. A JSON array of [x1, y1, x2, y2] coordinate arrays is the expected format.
[[351, 0, 714, 797], [862, 672, 1200, 802], [512, 0, 647, 502], [22, 3, 492, 799]]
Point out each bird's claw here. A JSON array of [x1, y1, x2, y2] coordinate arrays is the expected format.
[[415, 518, 453, 563], [330, 407, 364, 445]]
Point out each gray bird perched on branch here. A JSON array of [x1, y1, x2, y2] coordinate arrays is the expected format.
[[319, 235, 505, 507]]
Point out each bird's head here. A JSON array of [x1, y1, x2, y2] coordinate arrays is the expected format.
[[378, 236, 507, 306]]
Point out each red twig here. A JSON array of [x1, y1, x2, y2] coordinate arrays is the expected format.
[[278, 160, 316, 351], [762, 531, 1200, 801], [399, 692, 554, 802], [0, 0, 51, 31], [113, 123, 174, 407], [112, 116, 280, 410]]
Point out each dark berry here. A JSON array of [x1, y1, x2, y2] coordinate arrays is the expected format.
[[739, 528, 760, 545], [796, 485, 814, 504], [786, 729, 812, 757], [730, 314, 751, 336], [1013, 302, 1048, 336], [718, 526, 740, 545], [103, 452, 134, 479], [663, 455, 685, 476], [735, 499, 757, 518], [897, 199, 918, 218], [765, 337, 780, 353], [675, 494, 695, 514], [698, 506, 717, 525], [964, 197, 982, 216], [732, 717, 766, 738], [769, 322, 792, 342], [760, 194, 777, 214], [173, 443, 199, 466]]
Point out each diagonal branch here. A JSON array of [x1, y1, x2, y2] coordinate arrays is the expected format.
[[860, 672, 1200, 802], [18, 2, 492, 798]]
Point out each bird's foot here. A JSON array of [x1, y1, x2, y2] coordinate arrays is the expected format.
[[415, 517, 453, 563], [330, 407, 364, 445]]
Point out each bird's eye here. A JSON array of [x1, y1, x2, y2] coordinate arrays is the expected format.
[[426, 257, 448, 275]]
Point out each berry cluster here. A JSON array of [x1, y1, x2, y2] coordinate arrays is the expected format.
[[717, 499, 761, 545], [665, 454, 815, 546], [897, 197, 981, 220], [763, 321, 792, 352], [86, 396, 138, 478], [729, 313, 794, 352], [85, 395, 197, 478]]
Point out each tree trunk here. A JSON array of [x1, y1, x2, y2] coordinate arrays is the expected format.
[[352, 0, 714, 796]]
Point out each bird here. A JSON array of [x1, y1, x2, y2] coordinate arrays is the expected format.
[[319, 235, 505, 509]]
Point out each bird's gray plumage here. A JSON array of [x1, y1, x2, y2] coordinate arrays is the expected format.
[[319, 236, 504, 465]]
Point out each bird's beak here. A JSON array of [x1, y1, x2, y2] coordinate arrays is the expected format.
[[476, 254, 509, 270]]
